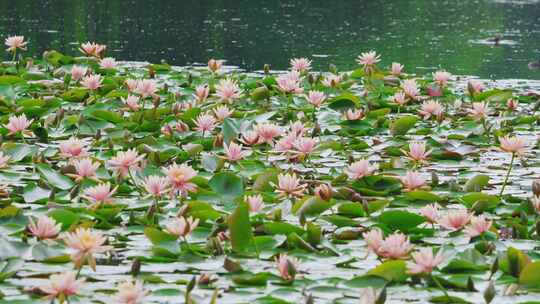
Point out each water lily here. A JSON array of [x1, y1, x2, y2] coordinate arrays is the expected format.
[[143, 175, 169, 198], [290, 57, 311, 72], [275, 173, 307, 198], [82, 182, 117, 207], [165, 216, 199, 238], [418, 100, 443, 120], [391, 62, 404, 76], [5, 35, 27, 52], [433, 71, 451, 87], [194, 113, 217, 134], [420, 204, 439, 224], [245, 194, 265, 213], [407, 248, 444, 274], [79, 41, 106, 57], [215, 79, 241, 103], [70, 65, 87, 81], [163, 164, 198, 197], [59, 137, 89, 159], [0, 152, 10, 169], [276, 253, 300, 281], [115, 280, 148, 304], [438, 209, 471, 231], [40, 271, 84, 304], [345, 160, 376, 180], [63, 227, 113, 270], [208, 58, 223, 72], [80, 74, 103, 91], [223, 141, 248, 161], [107, 149, 145, 178], [5, 114, 33, 136], [402, 141, 431, 163], [400, 171, 426, 191], [306, 90, 326, 107], [465, 214, 492, 238], [68, 158, 100, 182], [28, 215, 61, 240]]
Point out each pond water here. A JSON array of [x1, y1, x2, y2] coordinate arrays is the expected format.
[[1, 0, 540, 79]]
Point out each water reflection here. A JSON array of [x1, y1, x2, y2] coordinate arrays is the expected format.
[[0, 0, 539, 79]]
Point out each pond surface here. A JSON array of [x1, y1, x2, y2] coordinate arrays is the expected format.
[[1, 0, 540, 79]]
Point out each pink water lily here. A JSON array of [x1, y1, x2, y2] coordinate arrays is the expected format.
[[277, 71, 303, 94], [107, 149, 145, 178], [80, 74, 103, 91], [68, 158, 100, 182], [418, 100, 443, 120], [293, 137, 317, 155], [464, 215, 492, 238], [420, 204, 439, 223], [407, 248, 445, 274], [245, 194, 265, 213], [165, 216, 199, 238], [306, 90, 326, 107], [122, 95, 140, 111], [99, 57, 117, 69], [0, 152, 10, 169], [391, 62, 404, 76], [438, 209, 471, 231], [343, 108, 364, 121], [433, 71, 451, 87], [255, 123, 282, 144], [276, 173, 307, 198], [28, 215, 62, 239], [40, 271, 84, 303], [115, 280, 148, 304], [213, 105, 233, 121], [401, 79, 420, 100], [290, 57, 312, 72], [194, 113, 217, 134], [163, 164, 198, 196], [79, 41, 106, 57], [393, 91, 408, 106], [402, 141, 431, 163], [467, 102, 489, 121], [208, 58, 223, 72], [276, 253, 300, 281], [5, 35, 27, 52], [82, 182, 117, 207], [499, 135, 527, 156], [224, 142, 248, 161], [59, 137, 89, 159], [321, 74, 341, 87], [194, 85, 210, 103], [345, 160, 376, 180], [363, 228, 384, 254], [70, 65, 87, 81], [135, 79, 158, 98], [5, 114, 33, 135], [356, 51, 380, 67], [378, 232, 413, 259], [215, 79, 241, 102], [400, 171, 426, 191], [63, 227, 113, 270], [143, 175, 169, 198]]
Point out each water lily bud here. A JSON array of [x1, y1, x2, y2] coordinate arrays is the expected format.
[[308, 73, 315, 85], [466, 276, 476, 291], [224, 257, 243, 273], [532, 180, 540, 196], [314, 184, 333, 201], [148, 66, 156, 79], [198, 273, 214, 285], [95, 129, 101, 140], [329, 64, 337, 74], [304, 293, 314, 304], [175, 121, 189, 132], [55, 108, 65, 124], [206, 237, 224, 256], [489, 257, 499, 280], [187, 73, 193, 85], [263, 64, 270, 75], [152, 95, 161, 108], [130, 258, 141, 277], [431, 172, 439, 187], [213, 134, 224, 148], [536, 221, 540, 237], [251, 86, 270, 101], [187, 276, 196, 293], [376, 286, 386, 304], [503, 283, 518, 296], [172, 102, 182, 115], [484, 281, 495, 304]]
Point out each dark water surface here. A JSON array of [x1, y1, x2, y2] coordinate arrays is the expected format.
[[1, 0, 539, 79]]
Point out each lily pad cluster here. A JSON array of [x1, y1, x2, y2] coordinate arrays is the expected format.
[[0, 37, 540, 304]]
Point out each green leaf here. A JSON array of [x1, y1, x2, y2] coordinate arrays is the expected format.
[[294, 196, 334, 218], [328, 93, 359, 111], [47, 209, 80, 229], [232, 272, 269, 286], [405, 190, 441, 202], [464, 175, 490, 192], [519, 261, 540, 289], [345, 275, 387, 288], [228, 202, 253, 253], [90, 109, 124, 123], [144, 227, 177, 245], [209, 172, 244, 199], [36, 164, 74, 190], [22, 182, 51, 203], [222, 118, 241, 144], [263, 222, 304, 236], [390, 115, 417, 135], [367, 260, 408, 282], [378, 210, 425, 232], [429, 295, 471, 304]]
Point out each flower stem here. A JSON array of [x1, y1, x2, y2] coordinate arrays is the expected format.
[[499, 152, 515, 197]]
